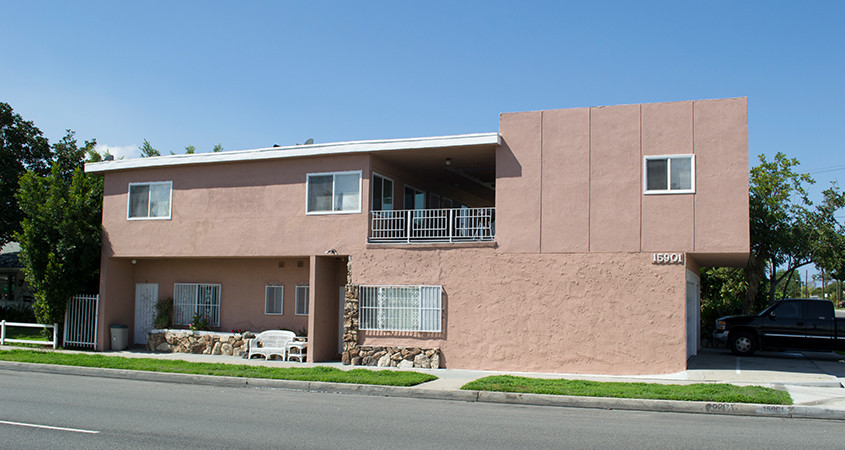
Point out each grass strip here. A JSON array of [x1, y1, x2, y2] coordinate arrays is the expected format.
[[0, 349, 437, 386], [3, 327, 49, 341], [461, 375, 792, 405]]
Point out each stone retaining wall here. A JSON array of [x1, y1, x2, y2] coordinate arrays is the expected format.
[[147, 329, 253, 357], [349, 346, 440, 369]]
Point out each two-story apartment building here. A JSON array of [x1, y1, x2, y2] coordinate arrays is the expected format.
[[85, 98, 749, 375]]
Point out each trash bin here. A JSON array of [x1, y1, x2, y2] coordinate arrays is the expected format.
[[110, 324, 129, 350]]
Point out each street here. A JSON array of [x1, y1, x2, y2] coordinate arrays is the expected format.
[[1, 369, 844, 449]]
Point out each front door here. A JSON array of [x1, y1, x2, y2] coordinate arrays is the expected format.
[[134, 283, 158, 345]]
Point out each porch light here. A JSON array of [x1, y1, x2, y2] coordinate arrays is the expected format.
[[445, 158, 451, 166]]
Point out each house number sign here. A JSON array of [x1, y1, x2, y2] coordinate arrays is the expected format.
[[652, 253, 684, 264]]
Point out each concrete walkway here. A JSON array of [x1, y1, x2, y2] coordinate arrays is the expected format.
[[4, 345, 845, 419]]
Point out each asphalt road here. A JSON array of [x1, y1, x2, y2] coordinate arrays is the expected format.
[[2, 369, 845, 449]]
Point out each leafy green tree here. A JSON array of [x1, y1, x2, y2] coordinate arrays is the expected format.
[[747, 153, 845, 311], [0, 102, 52, 247], [700, 267, 747, 335], [212, 143, 223, 152], [184, 145, 196, 154], [139, 139, 160, 157], [15, 135, 103, 326]]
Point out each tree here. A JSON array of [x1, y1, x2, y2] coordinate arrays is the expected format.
[[184, 145, 196, 154], [15, 134, 103, 326], [747, 153, 845, 311], [139, 139, 160, 157], [0, 102, 52, 248], [212, 143, 223, 152]]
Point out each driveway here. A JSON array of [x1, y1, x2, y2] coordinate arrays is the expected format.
[[688, 348, 845, 387]]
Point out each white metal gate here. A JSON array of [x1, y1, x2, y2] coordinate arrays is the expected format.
[[64, 294, 99, 349], [134, 283, 158, 345]]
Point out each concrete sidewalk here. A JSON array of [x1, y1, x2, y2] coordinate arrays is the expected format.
[[4, 345, 845, 419]]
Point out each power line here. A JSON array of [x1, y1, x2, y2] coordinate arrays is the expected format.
[[799, 164, 845, 175]]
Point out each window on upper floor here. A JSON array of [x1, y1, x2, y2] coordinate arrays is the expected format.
[[306, 171, 361, 214], [372, 173, 394, 211], [644, 155, 694, 194], [128, 181, 172, 219]]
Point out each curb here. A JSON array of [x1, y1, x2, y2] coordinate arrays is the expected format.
[[3, 361, 844, 421]]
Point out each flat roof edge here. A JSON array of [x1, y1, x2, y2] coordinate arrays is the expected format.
[[85, 132, 501, 173]]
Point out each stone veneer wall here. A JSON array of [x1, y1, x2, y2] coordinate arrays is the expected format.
[[147, 329, 253, 357], [340, 257, 441, 369]]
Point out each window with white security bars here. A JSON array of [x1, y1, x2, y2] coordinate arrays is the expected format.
[[359, 285, 442, 332], [174, 283, 221, 327]]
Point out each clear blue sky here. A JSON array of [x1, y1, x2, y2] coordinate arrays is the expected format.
[[2, 1, 843, 207]]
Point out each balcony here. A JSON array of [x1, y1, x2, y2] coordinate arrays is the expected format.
[[369, 207, 495, 244]]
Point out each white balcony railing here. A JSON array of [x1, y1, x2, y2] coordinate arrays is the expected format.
[[369, 207, 495, 244]]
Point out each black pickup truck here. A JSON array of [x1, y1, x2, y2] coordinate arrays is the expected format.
[[713, 298, 845, 356]]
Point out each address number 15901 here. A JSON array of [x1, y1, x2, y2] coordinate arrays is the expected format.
[[652, 253, 684, 264]]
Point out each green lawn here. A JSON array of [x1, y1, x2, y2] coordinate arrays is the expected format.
[[0, 349, 437, 386], [462, 375, 792, 405], [3, 327, 49, 341]]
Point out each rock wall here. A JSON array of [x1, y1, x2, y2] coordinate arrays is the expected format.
[[147, 329, 252, 357], [349, 346, 440, 369]]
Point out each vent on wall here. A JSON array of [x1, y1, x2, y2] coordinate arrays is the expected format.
[[278, 261, 285, 268], [297, 260, 304, 268]]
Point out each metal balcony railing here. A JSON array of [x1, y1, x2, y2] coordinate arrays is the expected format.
[[368, 207, 495, 244]]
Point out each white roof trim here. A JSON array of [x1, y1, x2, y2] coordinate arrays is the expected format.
[[85, 132, 501, 173]]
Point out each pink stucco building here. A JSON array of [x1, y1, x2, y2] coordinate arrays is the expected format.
[[85, 98, 749, 375]]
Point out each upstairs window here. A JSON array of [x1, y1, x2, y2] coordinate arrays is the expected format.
[[306, 171, 361, 214], [644, 155, 694, 194], [128, 181, 172, 219]]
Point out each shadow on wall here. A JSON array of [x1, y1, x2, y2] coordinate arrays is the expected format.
[[496, 139, 522, 180]]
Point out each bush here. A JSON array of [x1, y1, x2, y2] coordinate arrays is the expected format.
[[0, 304, 37, 323], [154, 297, 173, 329]]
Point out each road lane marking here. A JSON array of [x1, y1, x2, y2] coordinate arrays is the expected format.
[[0, 419, 100, 434]]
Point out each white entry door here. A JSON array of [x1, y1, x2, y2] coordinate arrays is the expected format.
[[135, 283, 158, 345]]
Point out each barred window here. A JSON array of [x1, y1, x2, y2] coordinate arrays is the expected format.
[[174, 283, 221, 327], [359, 285, 441, 332]]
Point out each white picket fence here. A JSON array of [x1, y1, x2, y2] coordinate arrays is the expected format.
[[0, 321, 59, 348], [64, 294, 99, 349]]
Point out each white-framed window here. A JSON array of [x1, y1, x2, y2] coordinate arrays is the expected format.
[[128, 181, 172, 219], [295, 285, 309, 315], [359, 285, 442, 332], [644, 155, 695, 194], [265, 285, 284, 315], [306, 171, 362, 214], [372, 173, 394, 211], [173, 283, 221, 327]]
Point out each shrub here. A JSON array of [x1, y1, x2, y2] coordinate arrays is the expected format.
[[0, 304, 37, 323], [153, 297, 173, 329]]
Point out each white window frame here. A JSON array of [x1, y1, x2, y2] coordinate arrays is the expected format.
[[305, 170, 362, 215], [359, 285, 442, 332], [643, 155, 695, 195], [127, 181, 173, 220], [372, 173, 394, 211], [173, 283, 221, 327], [295, 285, 309, 315], [265, 285, 284, 315]]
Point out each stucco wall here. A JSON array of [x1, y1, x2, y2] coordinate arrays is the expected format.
[[497, 98, 749, 264], [354, 249, 688, 375], [101, 154, 371, 259]]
